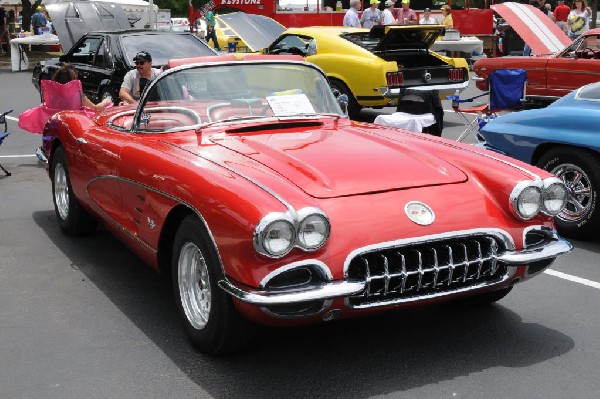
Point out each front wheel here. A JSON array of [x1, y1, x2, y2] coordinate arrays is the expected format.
[[51, 146, 97, 235], [329, 78, 361, 119], [536, 147, 600, 239], [171, 215, 256, 355]]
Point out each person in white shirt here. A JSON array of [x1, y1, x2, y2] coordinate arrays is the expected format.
[[419, 8, 438, 25], [343, 0, 362, 27], [382, 0, 397, 25]]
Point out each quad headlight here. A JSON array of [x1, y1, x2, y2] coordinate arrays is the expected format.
[[254, 208, 331, 258], [298, 213, 330, 250], [261, 220, 296, 257], [542, 177, 569, 216], [511, 178, 568, 220]]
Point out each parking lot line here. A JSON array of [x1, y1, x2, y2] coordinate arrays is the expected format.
[[0, 155, 36, 158], [545, 269, 600, 290]]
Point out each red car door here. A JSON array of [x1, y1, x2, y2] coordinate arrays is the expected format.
[[546, 33, 600, 98], [72, 127, 129, 225], [546, 55, 600, 98]]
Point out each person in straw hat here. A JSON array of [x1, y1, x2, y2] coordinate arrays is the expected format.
[[441, 5, 453, 28]]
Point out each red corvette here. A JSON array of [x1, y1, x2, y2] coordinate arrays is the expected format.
[[42, 55, 572, 354]]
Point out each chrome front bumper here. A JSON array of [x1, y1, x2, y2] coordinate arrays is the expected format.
[[219, 236, 572, 306], [381, 81, 470, 98]]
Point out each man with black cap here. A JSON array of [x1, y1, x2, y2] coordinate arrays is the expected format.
[[119, 51, 162, 105]]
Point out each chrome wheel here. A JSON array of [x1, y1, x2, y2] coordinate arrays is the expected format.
[[53, 162, 70, 220], [177, 241, 211, 330], [552, 163, 592, 222]]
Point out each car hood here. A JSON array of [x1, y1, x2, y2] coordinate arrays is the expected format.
[[46, 1, 131, 51], [492, 2, 571, 55], [368, 25, 445, 52], [209, 122, 467, 198], [216, 12, 286, 52]]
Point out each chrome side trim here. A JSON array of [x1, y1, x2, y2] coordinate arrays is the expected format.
[[84, 175, 226, 275], [165, 142, 298, 217], [218, 279, 366, 306], [365, 120, 544, 182]]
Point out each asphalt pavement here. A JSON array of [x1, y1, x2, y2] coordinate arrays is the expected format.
[[1, 69, 599, 399]]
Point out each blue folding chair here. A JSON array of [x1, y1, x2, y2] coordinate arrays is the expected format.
[[0, 110, 13, 177], [448, 69, 527, 142]]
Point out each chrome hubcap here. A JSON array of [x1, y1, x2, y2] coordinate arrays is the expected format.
[[552, 163, 592, 222], [178, 242, 211, 330], [54, 163, 69, 220]]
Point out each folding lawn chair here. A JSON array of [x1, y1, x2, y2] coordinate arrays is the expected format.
[[0, 109, 13, 177], [447, 69, 527, 142]]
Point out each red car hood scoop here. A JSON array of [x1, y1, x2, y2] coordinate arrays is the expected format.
[[212, 127, 467, 198]]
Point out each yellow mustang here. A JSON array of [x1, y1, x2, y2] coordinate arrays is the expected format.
[[264, 25, 470, 118]]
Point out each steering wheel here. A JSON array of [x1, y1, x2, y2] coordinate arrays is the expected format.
[[582, 47, 597, 58], [283, 47, 306, 56]]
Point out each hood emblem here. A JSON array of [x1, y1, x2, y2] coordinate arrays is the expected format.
[[405, 201, 435, 225]]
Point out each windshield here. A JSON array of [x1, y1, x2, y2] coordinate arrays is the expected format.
[[134, 62, 343, 132], [121, 34, 215, 66]]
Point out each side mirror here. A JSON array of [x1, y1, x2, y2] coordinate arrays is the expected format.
[[337, 94, 349, 116]]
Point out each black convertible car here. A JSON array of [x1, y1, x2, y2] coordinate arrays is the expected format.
[[31, 1, 216, 104], [32, 30, 216, 104]]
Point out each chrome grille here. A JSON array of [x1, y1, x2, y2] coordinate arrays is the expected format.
[[346, 235, 508, 308]]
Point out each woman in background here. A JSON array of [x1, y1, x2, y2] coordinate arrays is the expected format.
[[441, 5, 453, 28], [567, 0, 592, 40]]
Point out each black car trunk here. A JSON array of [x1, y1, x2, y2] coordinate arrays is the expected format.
[[380, 50, 456, 87], [342, 26, 466, 88]]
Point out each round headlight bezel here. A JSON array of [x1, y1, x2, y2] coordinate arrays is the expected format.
[[510, 181, 543, 220], [297, 210, 331, 251], [254, 214, 296, 258], [254, 208, 331, 258], [541, 177, 568, 216]]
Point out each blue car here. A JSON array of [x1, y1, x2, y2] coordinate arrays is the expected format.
[[479, 82, 600, 239]]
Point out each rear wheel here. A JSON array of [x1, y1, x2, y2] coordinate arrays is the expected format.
[[536, 147, 600, 239], [329, 78, 361, 119], [51, 146, 97, 235], [171, 215, 256, 355]]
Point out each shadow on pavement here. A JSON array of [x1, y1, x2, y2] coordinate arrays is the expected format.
[[33, 210, 575, 398]]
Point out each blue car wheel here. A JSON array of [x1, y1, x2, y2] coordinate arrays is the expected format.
[[537, 148, 600, 239]]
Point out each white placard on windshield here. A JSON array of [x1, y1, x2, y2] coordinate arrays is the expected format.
[[266, 94, 315, 116]]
